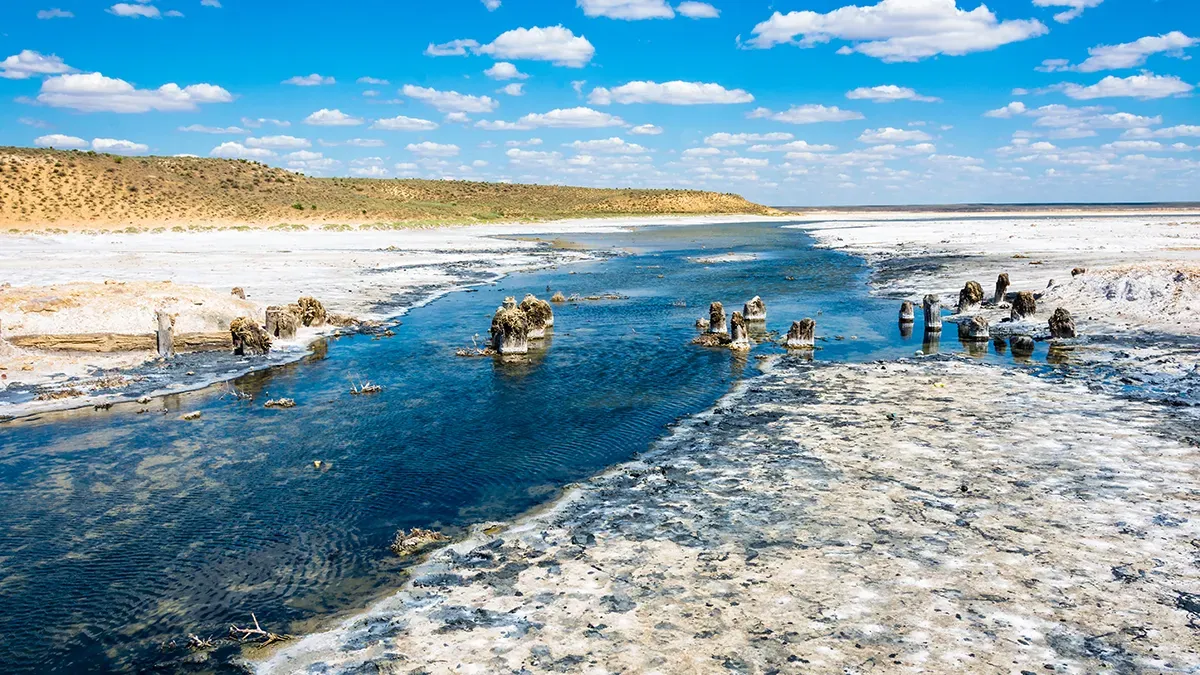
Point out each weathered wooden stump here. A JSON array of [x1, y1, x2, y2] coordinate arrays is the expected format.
[[1010, 334, 1035, 357], [265, 306, 298, 340], [231, 317, 271, 356], [957, 281, 984, 314], [231, 287, 246, 299], [707, 302, 727, 335], [1071, 267, 1087, 277], [743, 296, 766, 322], [994, 273, 1010, 305], [785, 319, 816, 349], [923, 294, 942, 333], [297, 296, 327, 328], [550, 291, 566, 303], [958, 315, 990, 342], [1049, 307, 1077, 339], [490, 297, 529, 355], [155, 311, 175, 358], [1011, 291, 1037, 320], [729, 312, 751, 350], [519, 293, 554, 339], [899, 300, 915, 323]]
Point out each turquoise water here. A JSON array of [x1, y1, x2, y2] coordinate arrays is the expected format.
[[0, 222, 1030, 672]]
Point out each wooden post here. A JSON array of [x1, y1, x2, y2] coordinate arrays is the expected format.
[[265, 306, 298, 340], [490, 298, 529, 355], [958, 315, 989, 342], [743, 296, 766, 322], [785, 319, 815, 349], [1011, 291, 1037, 320], [231, 287, 246, 299], [993, 273, 1010, 305], [729, 312, 751, 350], [155, 311, 174, 358], [923, 294, 942, 333], [899, 301, 915, 323], [708, 302, 727, 335], [1049, 307, 1077, 339], [957, 281, 984, 314]]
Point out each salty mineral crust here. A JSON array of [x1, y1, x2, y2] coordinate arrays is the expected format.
[[257, 358, 1200, 675]]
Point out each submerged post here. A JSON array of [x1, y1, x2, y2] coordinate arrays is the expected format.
[[785, 319, 816, 349], [155, 311, 174, 358], [994, 273, 1010, 305], [923, 294, 942, 333]]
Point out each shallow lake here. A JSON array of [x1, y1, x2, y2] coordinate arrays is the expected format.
[[0, 222, 1041, 672]]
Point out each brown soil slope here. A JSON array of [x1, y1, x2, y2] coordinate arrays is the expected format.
[[0, 147, 775, 230]]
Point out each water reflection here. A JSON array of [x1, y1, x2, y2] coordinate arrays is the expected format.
[[899, 320, 914, 340], [922, 331, 942, 355]]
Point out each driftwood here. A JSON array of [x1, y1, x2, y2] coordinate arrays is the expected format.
[[923, 294, 942, 333], [784, 319, 816, 349], [229, 613, 292, 647], [8, 332, 232, 353]]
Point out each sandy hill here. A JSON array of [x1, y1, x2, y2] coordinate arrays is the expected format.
[[0, 147, 775, 231]]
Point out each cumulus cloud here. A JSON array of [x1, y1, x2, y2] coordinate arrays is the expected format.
[[108, 3, 161, 18], [1122, 125, 1200, 139], [35, 72, 233, 112], [1031, 0, 1102, 24], [1, 50, 75, 79], [402, 84, 498, 113], [92, 138, 149, 154], [506, 138, 543, 147], [724, 157, 769, 167], [564, 137, 647, 153], [201, 0, 221, 7], [484, 62, 529, 80], [36, 8, 74, 19], [984, 101, 1027, 118], [477, 26, 595, 67], [629, 124, 663, 135], [357, 76, 389, 85], [283, 73, 335, 86], [242, 117, 289, 128], [407, 141, 461, 157], [846, 85, 940, 103], [482, 0, 501, 9], [858, 127, 933, 144], [304, 108, 364, 126], [704, 132, 794, 147], [677, 2, 719, 18], [210, 142, 275, 159], [682, 147, 721, 158], [34, 133, 88, 149], [1054, 73, 1194, 100], [748, 140, 837, 152], [475, 107, 626, 130], [245, 135, 310, 149], [1041, 32, 1198, 73], [351, 165, 389, 178], [425, 39, 481, 57], [370, 115, 439, 131], [577, 0, 674, 20], [748, 104, 864, 124], [499, 83, 525, 96], [746, 0, 1047, 62], [179, 124, 246, 133], [589, 81, 753, 105]]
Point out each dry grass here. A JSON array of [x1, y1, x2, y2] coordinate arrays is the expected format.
[[0, 147, 776, 231]]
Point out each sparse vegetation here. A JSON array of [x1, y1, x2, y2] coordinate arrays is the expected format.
[[0, 147, 775, 231]]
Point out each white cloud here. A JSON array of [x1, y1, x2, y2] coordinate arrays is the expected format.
[[858, 127, 932, 144], [477, 26, 595, 67], [407, 141, 461, 157], [724, 157, 769, 167], [345, 139, 386, 147], [242, 117, 289, 128], [704, 132, 794, 147], [1031, 0, 1102, 24], [629, 123, 663, 135], [179, 124, 246, 133], [748, 140, 837, 152], [92, 137, 148, 154], [748, 104, 864, 124], [304, 108, 364, 126], [484, 62, 529, 80], [1048, 32, 1198, 73], [401, 84, 497, 113], [201, 0, 221, 7], [518, 106, 626, 128], [286, 150, 324, 161], [164, 9, 184, 16], [370, 114, 439, 131], [210, 142, 275, 159], [682, 147, 721, 158], [444, 112, 471, 124], [589, 80, 753, 105], [35, 72, 233, 112], [0, 50, 74, 79], [499, 83, 525, 96], [677, 2, 719, 19], [482, 0, 501, 9], [506, 138, 543, 147], [846, 85, 940, 103], [578, 0, 674, 20], [1102, 140, 1166, 153], [746, 0, 1047, 62], [984, 101, 1026, 118], [34, 133, 87, 149], [245, 135, 310, 149], [357, 76, 389, 85], [1055, 73, 1194, 100], [425, 39, 481, 57], [36, 8, 74, 19], [506, 148, 563, 166], [283, 73, 335, 86], [351, 165, 389, 178], [108, 3, 160, 18], [1122, 125, 1200, 139], [565, 137, 647, 153], [475, 119, 534, 131]]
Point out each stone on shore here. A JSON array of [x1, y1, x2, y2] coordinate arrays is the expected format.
[[993, 273, 1010, 305], [297, 296, 327, 328], [230, 316, 271, 356], [1011, 291, 1037, 321], [1049, 307, 1077, 339], [265, 306, 299, 340]]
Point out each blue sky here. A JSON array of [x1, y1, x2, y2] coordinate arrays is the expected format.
[[1, 0, 1197, 205]]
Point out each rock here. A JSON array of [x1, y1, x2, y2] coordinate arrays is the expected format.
[[230, 317, 271, 356], [994, 273, 1010, 305], [231, 287, 246, 299], [784, 319, 816, 349], [1071, 267, 1087, 277], [694, 317, 710, 330], [743, 296, 766, 322], [1011, 291, 1037, 320], [265, 306, 299, 340], [707, 302, 727, 335], [296, 296, 327, 327], [390, 528, 449, 557], [729, 312, 751, 350], [264, 398, 296, 409], [691, 332, 732, 347], [957, 281, 984, 314], [958, 315, 990, 342], [923, 294, 942, 333], [898, 301, 915, 323], [490, 297, 529, 355], [519, 293, 554, 339], [181, 411, 202, 421], [1049, 307, 1077, 339], [550, 291, 566, 303], [1010, 334, 1035, 357]]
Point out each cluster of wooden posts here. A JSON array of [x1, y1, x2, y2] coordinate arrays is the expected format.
[[694, 296, 817, 351], [487, 293, 556, 356]]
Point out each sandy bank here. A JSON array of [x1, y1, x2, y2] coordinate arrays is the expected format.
[[256, 357, 1200, 674]]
